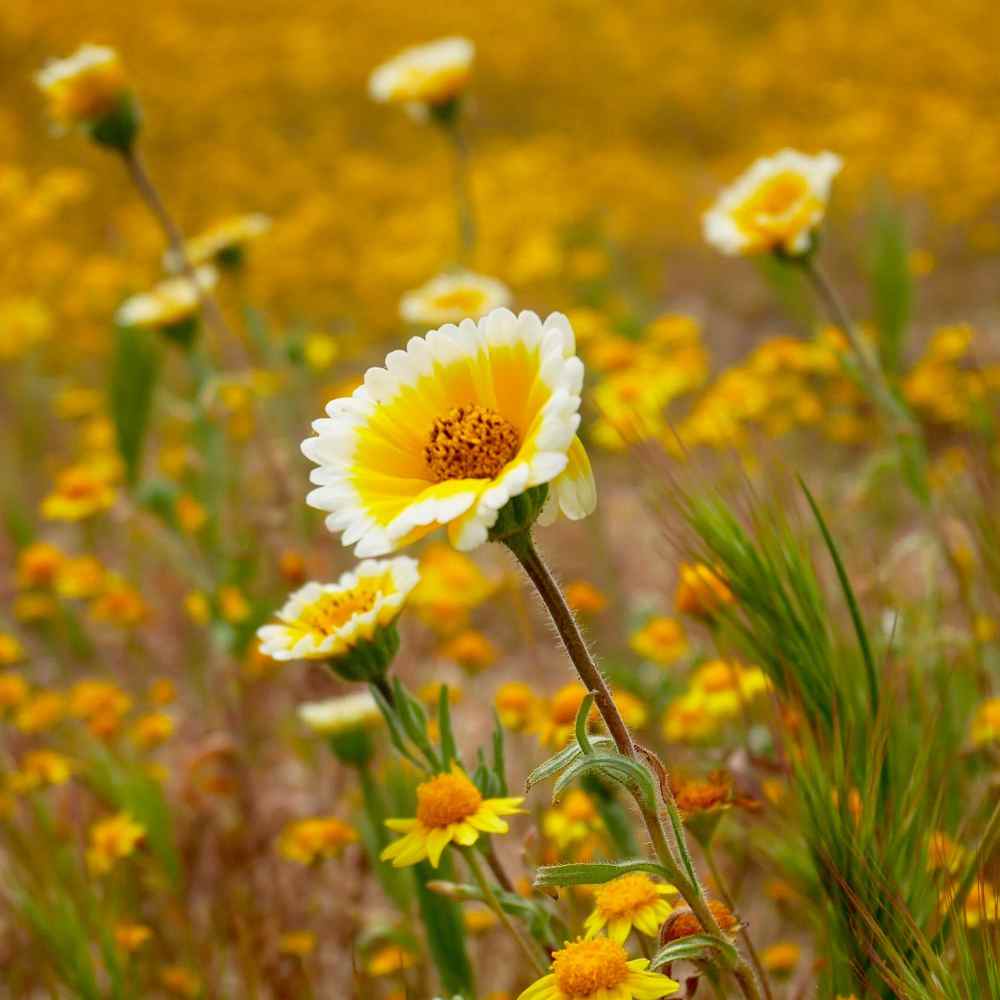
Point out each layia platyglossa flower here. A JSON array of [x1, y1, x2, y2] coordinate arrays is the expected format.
[[381, 763, 524, 868], [302, 308, 596, 556], [368, 37, 475, 109], [400, 270, 511, 326], [35, 44, 129, 130], [703, 148, 842, 257]]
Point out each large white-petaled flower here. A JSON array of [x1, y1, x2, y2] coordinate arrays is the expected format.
[[400, 271, 511, 326], [368, 37, 474, 107], [703, 149, 842, 257], [302, 308, 597, 556], [256, 557, 418, 662]]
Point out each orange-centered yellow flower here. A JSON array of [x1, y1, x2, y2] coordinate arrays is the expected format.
[[36, 45, 129, 129], [518, 937, 677, 1000], [302, 308, 596, 556], [87, 812, 146, 875], [369, 37, 474, 108], [381, 764, 524, 868], [703, 149, 842, 257], [584, 874, 677, 943]]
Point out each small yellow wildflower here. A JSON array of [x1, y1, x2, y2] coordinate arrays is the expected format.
[[367, 944, 417, 977], [629, 617, 687, 665], [970, 698, 1000, 746], [516, 937, 677, 1000], [583, 874, 676, 943], [15, 690, 66, 733], [277, 817, 358, 865], [16, 541, 64, 589], [440, 628, 497, 673], [131, 711, 175, 748], [55, 555, 106, 598], [0, 632, 24, 664], [0, 672, 29, 712], [159, 965, 201, 997], [277, 930, 316, 957], [115, 922, 152, 952], [565, 580, 608, 616], [495, 681, 538, 731], [381, 764, 524, 868], [675, 563, 733, 619], [87, 812, 146, 875], [761, 942, 801, 976], [219, 585, 251, 624], [90, 576, 148, 628], [41, 463, 116, 521]]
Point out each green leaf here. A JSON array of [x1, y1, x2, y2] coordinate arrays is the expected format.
[[575, 692, 595, 755], [534, 859, 672, 888], [553, 753, 657, 812], [491, 711, 508, 796], [868, 203, 911, 377], [526, 736, 615, 789], [109, 323, 160, 487], [414, 858, 475, 999], [438, 684, 459, 770], [650, 933, 739, 969], [369, 682, 428, 772]]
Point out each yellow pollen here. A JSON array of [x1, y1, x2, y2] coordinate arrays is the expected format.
[[424, 404, 520, 483], [416, 771, 483, 828], [298, 584, 383, 636], [552, 938, 629, 997], [595, 874, 660, 918]]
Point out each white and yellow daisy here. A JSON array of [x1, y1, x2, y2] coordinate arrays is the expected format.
[[165, 213, 271, 271], [115, 267, 217, 332], [583, 874, 677, 944], [369, 37, 474, 109], [302, 308, 596, 556], [256, 557, 418, 663], [518, 938, 678, 1000], [401, 271, 511, 326], [381, 763, 524, 868], [298, 690, 382, 735], [36, 45, 129, 130], [703, 149, 842, 257]]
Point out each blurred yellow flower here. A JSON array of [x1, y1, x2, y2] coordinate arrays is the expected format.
[[400, 271, 511, 326], [10, 749, 74, 793], [629, 617, 687, 665], [15, 690, 66, 733], [381, 764, 523, 868], [41, 464, 116, 521], [369, 37, 474, 108], [367, 943, 417, 976], [761, 941, 801, 976], [55, 555, 106, 599], [302, 309, 595, 556], [704, 149, 842, 256], [16, 541, 65, 589], [219, 585, 251, 624], [159, 965, 201, 997], [675, 563, 734, 619], [0, 633, 24, 665], [410, 544, 498, 630], [131, 711, 175, 748], [495, 681, 538, 731], [90, 576, 148, 628], [0, 672, 29, 711], [969, 698, 1000, 746], [114, 922, 152, 953], [534, 683, 596, 749], [35, 45, 129, 130], [565, 580, 608, 616], [116, 268, 217, 334], [277, 816, 358, 865], [278, 930, 316, 957], [440, 628, 497, 672], [583, 873, 676, 943], [166, 213, 270, 270], [87, 812, 146, 875], [303, 331, 340, 372]]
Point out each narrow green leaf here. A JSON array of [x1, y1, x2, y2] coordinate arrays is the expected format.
[[526, 736, 615, 789], [109, 323, 159, 487], [438, 684, 458, 770], [553, 753, 656, 812], [491, 711, 508, 796], [868, 203, 911, 377], [370, 682, 427, 772], [534, 859, 671, 888], [650, 933, 739, 969], [575, 692, 595, 755]]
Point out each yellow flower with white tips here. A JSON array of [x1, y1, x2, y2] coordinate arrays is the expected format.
[[35, 45, 129, 130], [517, 938, 677, 1000], [704, 149, 842, 257], [302, 308, 596, 556], [298, 690, 382, 735], [369, 37, 474, 108], [116, 268, 217, 332], [381, 764, 524, 868], [165, 213, 271, 271], [401, 271, 511, 326], [583, 874, 677, 943], [256, 557, 418, 663]]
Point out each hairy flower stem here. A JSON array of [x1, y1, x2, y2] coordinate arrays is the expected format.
[[463, 847, 548, 975], [505, 532, 764, 1000], [447, 121, 476, 262], [119, 147, 293, 513]]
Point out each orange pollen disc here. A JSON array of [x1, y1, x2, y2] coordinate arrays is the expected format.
[[416, 772, 483, 828], [553, 938, 629, 996], [424, 404, 519, 483], [595, 874, 659, 918], [300, 586, 380, 635]]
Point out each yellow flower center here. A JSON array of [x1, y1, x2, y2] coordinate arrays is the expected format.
[[424, 404, 520, 483], [742, 171, 809, 218], [416, 770, 483, 828], [394, 64, 470, 104], [298, 583, 383, 636], [594, 874, 660, 918], [428, 287, 490, 315], [552, 938, 630, 997]]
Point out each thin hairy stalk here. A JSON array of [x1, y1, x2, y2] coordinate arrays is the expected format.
[[800, 256, 919, 447], [704, 842, 775, 1000], [505, 532, 764, 1000], [448, 122, 476, 260], [463, 847, 548, 975], [119, 147, 293, 511]]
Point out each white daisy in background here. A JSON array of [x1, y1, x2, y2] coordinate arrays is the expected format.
[[298, 691, 382, 736], [703, 148, 842, 257], [400, 271, 510, 326], [256, 557, 419, 662], [164, 213, 271, 271], [115, 267, 217, 331], [36, 45, 129, 130], [301, 308, 597, 556], [368, 37, 474, 111]]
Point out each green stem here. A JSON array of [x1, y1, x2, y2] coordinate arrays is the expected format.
[[505, 533, 764, 1000], [704, 842, 775, 1000], [463, 848, 547, 975], [448, 122, 476, 262]]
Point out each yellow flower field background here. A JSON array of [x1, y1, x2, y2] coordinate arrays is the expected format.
[[3, 2, 1000, 999]]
